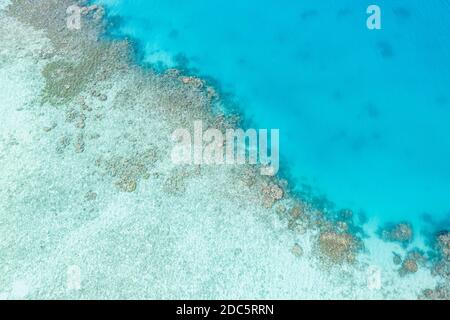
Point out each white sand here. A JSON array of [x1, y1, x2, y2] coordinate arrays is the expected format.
[[0, 4, 440, 299]]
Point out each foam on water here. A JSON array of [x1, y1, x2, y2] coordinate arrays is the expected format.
[[96, 0, 450, 233]]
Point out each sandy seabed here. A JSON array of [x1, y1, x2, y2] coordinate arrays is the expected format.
[[0, 0, 448, 299]]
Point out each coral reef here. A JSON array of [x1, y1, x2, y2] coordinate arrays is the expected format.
[[421, 232, 450, 299], [162, 169, 188, 195], [421, 285, 450, 300], [382, 223, 413, 244], [95, 148, 158, 192], [437, 232, 450, 260], [400, 258, 419, 275], [261, 183, 284, 208], [393, 252, 402, 265], [318, 231, 358, 264], [40, 43, 126, 105]]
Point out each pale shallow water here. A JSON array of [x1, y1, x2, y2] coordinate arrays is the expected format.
[[96, 0, 450, 234]]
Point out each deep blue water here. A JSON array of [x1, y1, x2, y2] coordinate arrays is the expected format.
[[96, 0, 450, 231]]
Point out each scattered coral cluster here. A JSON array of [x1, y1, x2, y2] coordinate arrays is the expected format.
[[318, 231, 357, 264], [96, 148, 158, 192], [422, 232, 450, 299]]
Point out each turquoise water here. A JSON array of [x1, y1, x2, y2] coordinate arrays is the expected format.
[[97, 0, 450, 232]]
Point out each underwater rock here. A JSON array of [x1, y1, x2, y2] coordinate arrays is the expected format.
[[318, 231, 357, 264], [291, 244, 303, 258], [382, 223, 413, 244]]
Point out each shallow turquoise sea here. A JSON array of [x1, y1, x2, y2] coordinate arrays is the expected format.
[[96, 0, 450, 235]]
